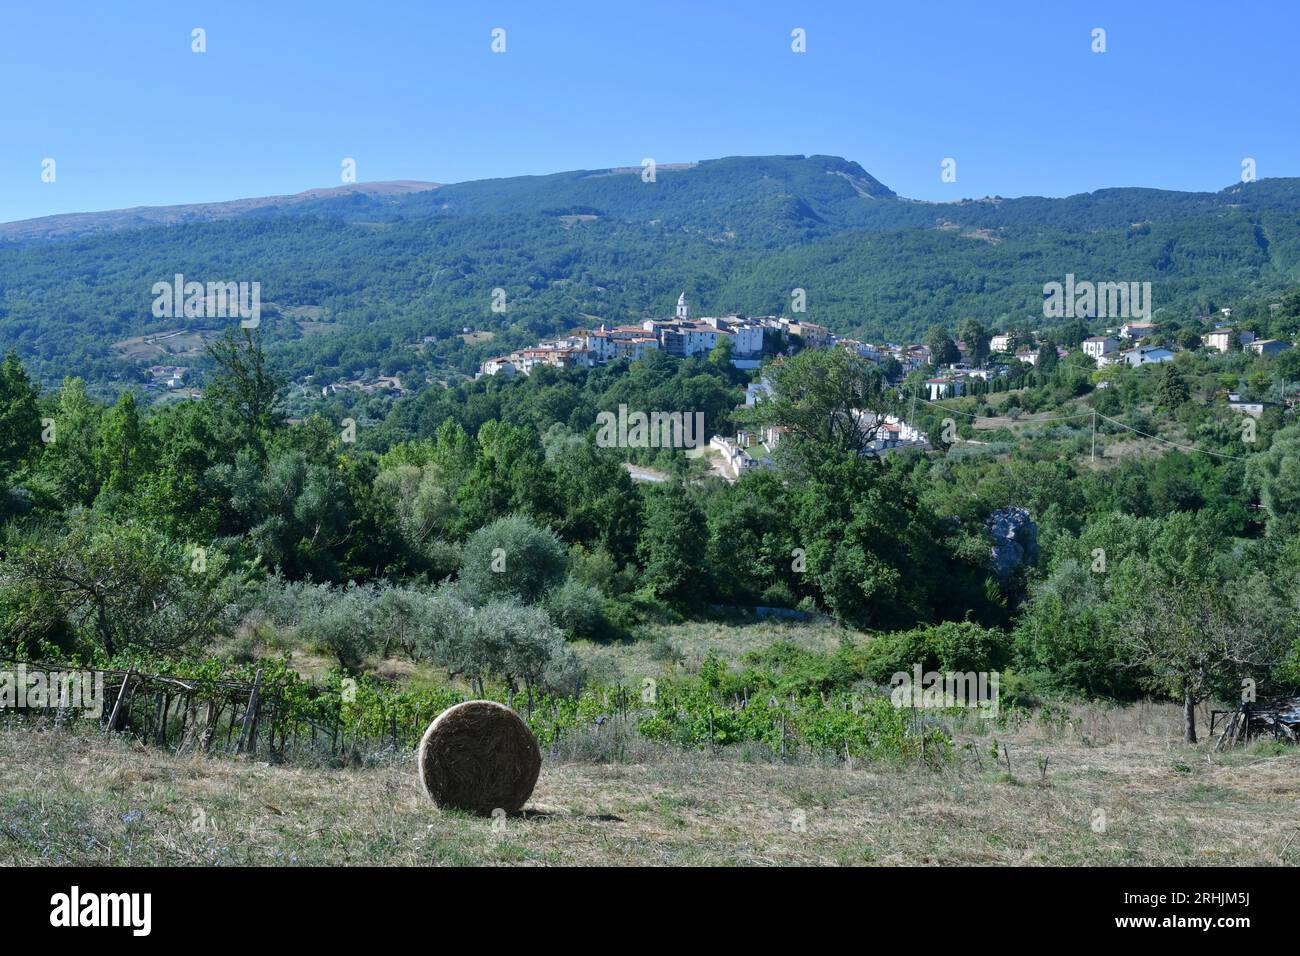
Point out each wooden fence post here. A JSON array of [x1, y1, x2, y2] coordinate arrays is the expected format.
[[106, 669, 133, 733], [235, 668, 264, 756]]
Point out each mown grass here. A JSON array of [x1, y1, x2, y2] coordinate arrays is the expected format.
[[3, 696, 1297, 866]]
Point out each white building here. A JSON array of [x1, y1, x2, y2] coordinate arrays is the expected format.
[[1247, 338, 1292, 357], [745, 380, 774, 406], [1121, 346, 1175, 367], [1202, 327, 1255, 353], [700, 315, 765, 356], [1083, 335, 1118, 361], [926, 377, 967, 400], [854, 411, 928, 453], [1120, 321, 1157, 340], [479, 357, 518, 377]]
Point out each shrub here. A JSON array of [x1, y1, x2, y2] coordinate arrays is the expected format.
[[859, 621, 1010, 684], [545, 577, 609, 640], [457, 514, 567, 606]]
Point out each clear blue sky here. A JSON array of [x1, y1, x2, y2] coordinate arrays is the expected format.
[[2, 0, 1295, 223]]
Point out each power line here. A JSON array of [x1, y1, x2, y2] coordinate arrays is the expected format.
[[914, 395, 1255, 462], [1095, 413, 1254, 461], [914, 394, 1094, 422]]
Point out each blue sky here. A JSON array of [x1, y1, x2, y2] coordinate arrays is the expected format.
[[2, 0, 1295, 223]]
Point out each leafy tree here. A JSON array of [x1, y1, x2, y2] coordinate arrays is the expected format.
[[442, 600, 577, 704], [926, 326, 960, 367], [1113, 576, 1288, 743], [372, 459, 460, 574], [0, 511, 238, 659], [96, 391, 146, 497], [1155, 363, 1190, 411], [455, 420, 555, 534], [544, 577, 609, 640], [706, 468, 801, 604], [757, 347, 898, 462], [457, 513, 567, 605], [547, 436, 642, 565], [35, 377, 102, 507], [204, 327, 283, 460], [0, 351, 41, 481], [1245, 424, 1300, 535], [637, 482, 707, 606], [1036, 343, 1059, 372], [211, 449, 351, 580], [133, 400, 221, 540], [959, 319, 991, 366]]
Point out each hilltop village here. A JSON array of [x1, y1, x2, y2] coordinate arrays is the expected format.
[[475, 294, 1290, 479]]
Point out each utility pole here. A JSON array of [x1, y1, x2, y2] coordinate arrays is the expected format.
[[1091, 408, 1097, 463]]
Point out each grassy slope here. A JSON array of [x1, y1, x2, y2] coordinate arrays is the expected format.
[[3, 699, 1296, 866]]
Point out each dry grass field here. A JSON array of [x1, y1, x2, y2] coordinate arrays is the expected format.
[[3, 699, 1297, 867]]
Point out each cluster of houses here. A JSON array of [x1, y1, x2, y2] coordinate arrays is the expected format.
[[482, 294, 766, 375], [1080, 319, 1292, 367], [145, 365, 189, 390], [479, 294, 865, 378], [475, 294, 1296, 481], [318, 375, 406, 398]]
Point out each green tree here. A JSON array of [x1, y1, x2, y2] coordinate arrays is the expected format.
[[926, 326, 960, 367], [1155, 363, 1190, 411], [0, 351, 41, 481], [638, 482, 707, 606], [204, 326, 283, 461], [0, 512, 238, 659], [1245, 425, 1300, 535], [96, 391, 146, 497], [457, 513, 568, 605], [959, 319, 991, 366], [1036, 342, 1059, 372], [756, 347, 898, 463], [36, 377, 102, 507]]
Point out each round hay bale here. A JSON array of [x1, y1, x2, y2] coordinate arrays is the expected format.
[[417, 700, 541, 816]]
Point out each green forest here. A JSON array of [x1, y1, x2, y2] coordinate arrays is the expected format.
[[3, 154, 1300, 396], [3, 282, 1300, 755]]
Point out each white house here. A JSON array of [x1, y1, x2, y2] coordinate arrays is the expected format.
[[710, 434, 768, 481], [1120, 321, 1157, 340], [989, 333, 1013, 353], [745, 380, 774, 406], [926, 377, 966, 400], [1082, 335, 1118, 361], [1247, 338, 1291, 357], [1203, 327, 1255, 353], [1228, 396, 1267, 418], [479, 357, 518, 377], [854, 411, 928, 453], [701, 315, 765, 356], [1121, 346, 1175, 367]]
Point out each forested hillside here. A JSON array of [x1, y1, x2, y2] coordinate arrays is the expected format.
[[3, 155, 1300, 390]]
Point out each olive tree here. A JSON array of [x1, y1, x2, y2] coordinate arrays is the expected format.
[[0, 511, 239, 660], [457, 513, 567, 606]]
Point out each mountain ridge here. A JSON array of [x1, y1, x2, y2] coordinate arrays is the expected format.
[[1, 153, 1299, 390], [0, 180, 442, 242], [10, 153, 1289, 245]]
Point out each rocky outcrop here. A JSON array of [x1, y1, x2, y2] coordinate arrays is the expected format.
[[986, 507, 1038, 580]]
